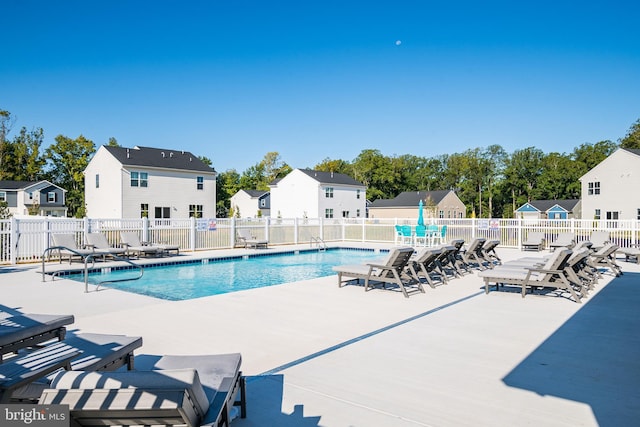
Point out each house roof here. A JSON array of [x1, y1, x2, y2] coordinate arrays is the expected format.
[[516, 199, 580, 212], [244, 190, 269, 198], [369, 190, 451, 208], [0, 180, 63, 192], [297, 169, 365, 186], [103, 146, 216, 173], [622, 148, 640, 157]]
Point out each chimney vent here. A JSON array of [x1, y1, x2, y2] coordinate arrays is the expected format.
[[161, 152, 165, 158]]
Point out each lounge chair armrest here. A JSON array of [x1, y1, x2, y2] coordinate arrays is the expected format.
[[525, 267, 563, 274], [365, 263, 390, 269]]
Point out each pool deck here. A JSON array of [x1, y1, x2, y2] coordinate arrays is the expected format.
[[2, 244, 639, 426]]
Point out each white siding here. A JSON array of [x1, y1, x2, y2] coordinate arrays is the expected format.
[[580, 149, 640, 220], [230, 191, 260, 218], [85, 147, 125, 218]]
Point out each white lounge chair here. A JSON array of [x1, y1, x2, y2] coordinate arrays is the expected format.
[[40, 353, 246, 427], [51, 233, 95, 263], [332, 246, 420, 297], [86, 232, 128, 259], [120, 232, 164, 257], [237, 228, 268, 249], [408, 247, 447, 288], [588, 231, 610, 251], [549, 232, 575, 251], [0, 313, 74, 362]]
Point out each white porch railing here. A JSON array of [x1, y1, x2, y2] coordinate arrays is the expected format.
[[1, 216, 638, 265]]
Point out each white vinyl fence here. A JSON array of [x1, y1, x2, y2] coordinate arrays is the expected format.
[[0, 216, 638, 265]]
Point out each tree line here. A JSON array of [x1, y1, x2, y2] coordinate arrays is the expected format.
[[1, 108, 639, 218]]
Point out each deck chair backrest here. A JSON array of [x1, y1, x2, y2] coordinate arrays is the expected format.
[[482, 240, 499, 252], [589, 231, 610, 247], [526, 232, 545, 242], [86, 233, 110, 249], [555, 232, 575, 245], [593, 243, 618, 258], [52, 234, 80, 250], [542, 248, 572, 272], [237, 229, 254, 240], [415, 247, 442, 265], [384, 247, 414, 269], [415, 225, 427, 237], [121, 232, 143, 247], [567, 248, 590, 268], [466, 238, 486, 253]]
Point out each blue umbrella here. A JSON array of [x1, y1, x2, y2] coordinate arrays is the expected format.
[[417, 199, 425, 227]]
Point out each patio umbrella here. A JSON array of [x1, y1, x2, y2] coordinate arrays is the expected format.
[[417, 199, 425, 227]]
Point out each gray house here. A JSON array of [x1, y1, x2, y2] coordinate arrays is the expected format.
[[0, 180, 67, 217], [368, 190, 466, 219]]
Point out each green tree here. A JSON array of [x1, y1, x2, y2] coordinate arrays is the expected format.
[[8, 127, 46, 181], [483, 145, 507, 217], [0, 201, 10, 218], [503, 147, 544, 214], [537, 152, 581, 200], [216, 169, 241, 217], [314, 158, 353, 175], [107, 137, 120, 147], [45, 134, 96, 217], [572, 140, 618, 171], [0, 109, 16, 180], [619, 118, 640, 149]]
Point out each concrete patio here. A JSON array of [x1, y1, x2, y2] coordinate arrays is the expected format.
[[1, 245, 638, 426]]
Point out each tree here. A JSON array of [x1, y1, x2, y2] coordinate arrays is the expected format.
[[8, 127, 46, 181], [537, 152, 581, 200], [482, 145, 507, 217], [0, 201, 10, 219], [0, 109, 16, 180], [619, 118, 640, 149], [45, 135, 96, 217], [503, 147, 544, 213], [216, 169, 241, 217], [314, 158, 353, 175], [107, 137, 120, 147]]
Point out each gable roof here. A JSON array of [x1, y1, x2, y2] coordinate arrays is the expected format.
[[517, 199, 580, 212], [103, 146, 215, 173], [297, 169, 364, 186], [622, 148, 640, 157], [244, 190, 269, 198], [369, 190, 451, 208], [0, 180, 63, 192]]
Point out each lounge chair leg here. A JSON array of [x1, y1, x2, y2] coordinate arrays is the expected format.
[[237, 374, 247, 418]]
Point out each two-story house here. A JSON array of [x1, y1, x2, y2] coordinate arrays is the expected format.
[[368, 190, 466, 220], [579, 148, 640, 221], [0, 180, 67, 217], [269, 169, 366, 219], [230, 190, 270, 218], [84, 145, 217, 219]]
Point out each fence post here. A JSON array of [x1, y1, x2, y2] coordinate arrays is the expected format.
[[142, 217, 149, 242], [265, 217, 270, 244], [361, 217, 366, 242], [10, 216, 18, 265], [293, 217, 298, 244], [231, 217, 236, 248], [83, 217, 90, 239], [517, 218, 522, 250], [190, 216, 197, 251]]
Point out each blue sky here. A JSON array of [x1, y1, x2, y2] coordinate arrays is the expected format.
[[3, 1, 639, 173]]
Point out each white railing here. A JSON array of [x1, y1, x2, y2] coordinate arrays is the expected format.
[[1, 216, 638, 265]]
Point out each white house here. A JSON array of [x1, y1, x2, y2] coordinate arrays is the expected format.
[[0, 180, 67, 217], [269, 169, 366, 219], [579, 148, 640, 221], [84, 145, 217, 219], [368, 190, 466, 220], [230, 189, 270, 218]]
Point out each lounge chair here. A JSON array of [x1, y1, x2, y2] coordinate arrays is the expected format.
[[85, 232, 128, 259], [460, 238, 488, 270], [479, 248, 580, 302], [481, 240, 501, 266], [590, 243, 622, 277], [588, 231, 610, 251], [50, 233, 95, 263], [332, 247, 420, 297], [549, 232, 575, 251], [237, 228, 268, 249], [617, 246, 640, 264], [0, 313, 74, 362], [120, 232, 164, 257], [40, 352, 246, 427], [434, 244, 463, 280], [1, 332, 142, 403], [408, 247, 447, 288], [522, 231, 545, 251]]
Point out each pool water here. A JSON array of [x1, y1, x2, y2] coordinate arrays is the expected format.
[[69, 248, 384, 301]]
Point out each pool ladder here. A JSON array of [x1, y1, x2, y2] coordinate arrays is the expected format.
[[310, 236, 327, 251], [41, 246, 144, 293]]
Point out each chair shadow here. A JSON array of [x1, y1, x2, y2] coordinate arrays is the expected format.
[[233, 375, 321, 427], [502, 272, 640, 427]]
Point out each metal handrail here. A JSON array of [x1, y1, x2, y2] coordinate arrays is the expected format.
[[41, 246, 143, 293], [310, 236, 327, 251]]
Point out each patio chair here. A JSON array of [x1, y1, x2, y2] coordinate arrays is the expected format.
[[332, 246, 421, 297], [408, 247, 447, 288], [522, 232, 545, 251], [50, 233, 95, 263], [617, 246, 640, 265], [432, 225, 447, 246], [460, 238, 489, 270], [0, 313, 74, 362], [237, 228, 269, 249], [434, 244, 463, 280], [481, 240, 501, 266], [590, 243, 622, 277], [414, 225, 428, 247], [40, 353, 246, 427], [85, 232, 128, 259], [588, 231, 610, 251], [478, 248, 580, 302], [426, 224, 440, 246], [549, 232, 575, 251], [120, 232, 164, 257], [1, 332, 142, 403]]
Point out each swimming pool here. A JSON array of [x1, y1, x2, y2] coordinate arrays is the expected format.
[[67, 248, 384, 301]]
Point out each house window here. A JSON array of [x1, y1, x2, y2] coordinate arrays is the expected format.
[[356, 189, 360, 199], [342, 210, 349, 218], [325, 208, 334, 219], [131, 172, 148, 187], [594, 209, 601, 220], [260, 199, 266, 207], [588, 181, 600, 195], [47, 192, 56, 203], [155, 206, 171, 219], [140, 204, 149, 218], [189, 204, 203, 218], [196, 176, 204, 190], [439, 210, 444, 218], [606, 211, 619, 220], [28, 192, 33, 200], [325, 187, 334, 198], [95, 174, 100, 188], [0, 191, 6, 202], [637, 208, 640, 220], [356, 209, 361, 217]]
